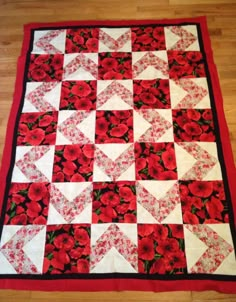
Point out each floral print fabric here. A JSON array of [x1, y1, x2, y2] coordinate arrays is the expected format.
[[0, 22, 235, 281]]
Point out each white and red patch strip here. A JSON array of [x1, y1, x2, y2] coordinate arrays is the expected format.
[[90, 224, 138, 271]]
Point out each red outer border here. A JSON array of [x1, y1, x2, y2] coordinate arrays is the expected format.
[[0, 16, 236, 293]]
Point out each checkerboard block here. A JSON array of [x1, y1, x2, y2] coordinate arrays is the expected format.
[[32, 30, 66, 54]]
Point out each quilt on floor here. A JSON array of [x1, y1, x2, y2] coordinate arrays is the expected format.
[[0, 17, 236, 292]]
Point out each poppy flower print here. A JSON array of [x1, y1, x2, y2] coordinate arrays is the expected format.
[[133, 79, 170, 109], [17, 112, 58, 146], [92, 182, 137, 223], [172, 109, 215, 142], [27, 54, 64, 82], [168, 51, 206, 79], [52, 144, 94, 182], [65, 28, 99, 53], [179, 180, 229, 224], [135, 142, 177, 180], [4, 183, 50, 225], [43, 224, 90, 274], [131, 26, 166, 51], [95, 110, 133, 143], [60, 81, 97, 110], [98, 52, 132, 80], [138, 224, 187, 274]]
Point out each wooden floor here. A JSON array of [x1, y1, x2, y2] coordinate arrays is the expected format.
[[0, 0, 236, 301]]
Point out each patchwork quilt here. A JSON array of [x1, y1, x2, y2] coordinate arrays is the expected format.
[[0, 17, 236, 292]]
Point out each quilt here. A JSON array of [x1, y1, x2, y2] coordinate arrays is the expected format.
[[0, 17, 236, 293]]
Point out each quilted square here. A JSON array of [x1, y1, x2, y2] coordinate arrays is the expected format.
[[172, 109, 215, 142], [96, 80, 133, 110], [22, 82, 62, 112], [0, 225, 46, 274], [136, 180, 182, 224], [60, 81, 97, 110], [47, 182, 93, 224], [92, 181, 136, 223], [43, 224, 91, 274], [4, 183, 50, 225], [135, 142, 177, 180], [99, 28, 131, 52], [138, 224, 187, 274], [95, 110, 133, 144], [98, 52, 132, 80], [133, 79, 170, 109], [63, 53, 98, 80], [65, 28, 99, 53], [11, 146, 55, 183], [90, 223, 138, 273], [56, 110, 96, 145], [131, 26, 166, 51], [52, 144, 94, 182], [132, 51, 169, 79], [184, 224, 235, 274], [175, 142, 223, 181], [27, 54, 64, 82], [93, 143, 135, 181], [179, 180, 229, 224], [169, 78, 210, 109], [17, 112, 58, 146], [32, 30, 66, 54], [133, 109, 174, 143], [164, 25, 200, 51], [167, 51, 206, 79]]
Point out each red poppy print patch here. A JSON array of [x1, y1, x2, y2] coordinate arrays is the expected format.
[[133, 79, 170, 109], [131, 26, 166, 51], [4, 183, 50, 225], [65, 28, 99, 53], [60, 81, 97, 110], [27, 54, 64, 82], [17, 112, 58, 146], [179, 180, 229, 224], [135, 142, 177, 180], [172, 109, 215, 142], [98, 52, 132, 80], [138, 224, 187, 274], [92, 182, 136, 223], [43, 224, 90, 274], [95, 110, 133, 143], [52, 144, 94, 182], [168, 51, 206, 79]]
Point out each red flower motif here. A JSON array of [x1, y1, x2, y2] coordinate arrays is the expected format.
[[189, 181, 213, 198], [162, 149, 177, 170], [156, 238, 179, 255], [63, 145, 82, 161], [77, 259, 89, 273], [54, 234, 75, 251], [100, 191, 120, 206], [71, 81, 91, 97], [66, 28, 99, 53], [98, 52, 132, 80], [110, 124, 129, 137], [24, 128, 45, 145], [74, 228, 90, 245], [183, 211, 199, 224], [95, 110, 133, 144], [138, 238, 155, 260], [28, 183, 47, 201], [153, 225, 168, 241], [119, 186, 134, 201]]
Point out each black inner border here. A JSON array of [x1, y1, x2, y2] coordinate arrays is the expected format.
[[0, 21, 236, 281]]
